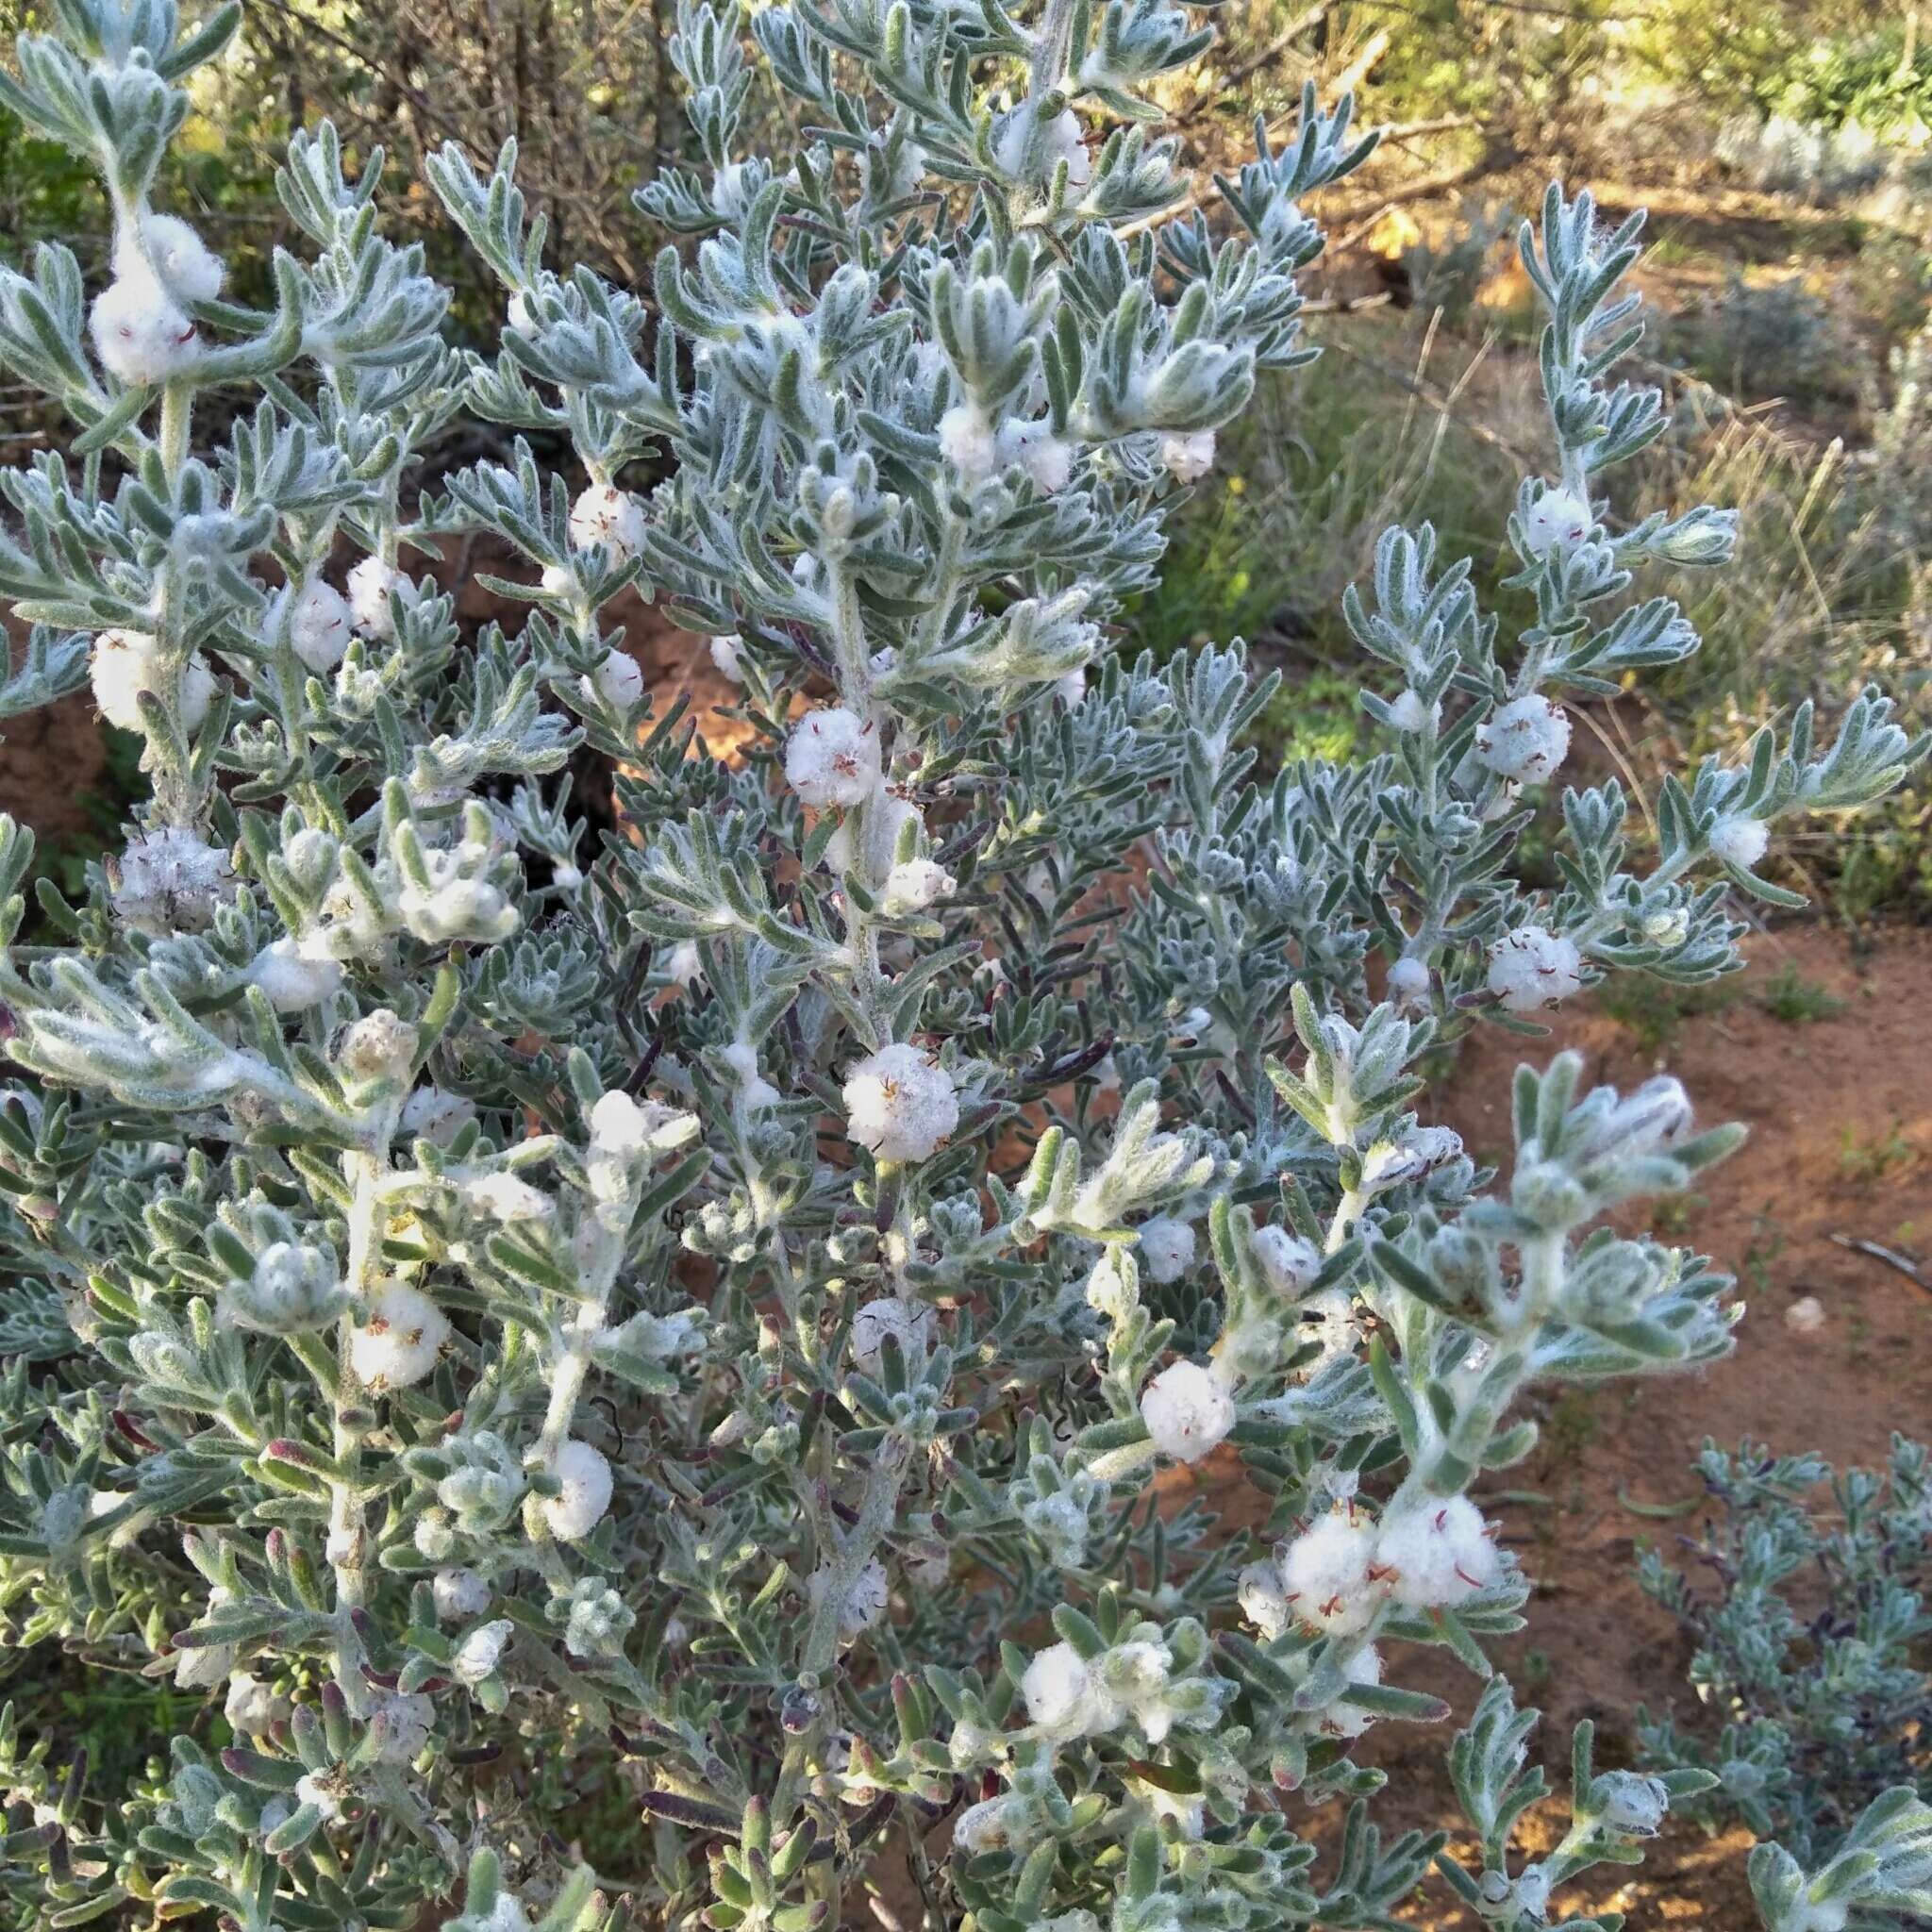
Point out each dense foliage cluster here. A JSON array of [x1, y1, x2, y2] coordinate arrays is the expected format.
[[1, 2, 1928, 1929], [1638, 1436, 1932, 1864]]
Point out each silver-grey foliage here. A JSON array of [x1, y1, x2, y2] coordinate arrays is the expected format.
[[0, 1, 1927, 1928]]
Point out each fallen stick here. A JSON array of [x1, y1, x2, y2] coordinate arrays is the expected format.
[[1829, 1232, 1930, 1292]]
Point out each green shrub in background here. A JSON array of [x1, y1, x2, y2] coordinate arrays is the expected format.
[[1638, 1436, 1931, 1862]]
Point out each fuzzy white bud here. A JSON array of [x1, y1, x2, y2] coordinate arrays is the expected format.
[[247, 938, 342, 1011], [89, 273, 200, 385], [568, 483, 646, 561], [1488, 924, 1584, 1013], [1708, 813, 1769, 871], [881, 858, 957, 915], [1279, 1507, 1382, 1636], [347, 556, 419, 641], [1475, 694, 1572, 783], [1522, 485, 1594, 558], [287, 579, 353, 674], [784, 707, 881, 808], [1136, 1215, 1196, 1285], [1374, 1494, 1501, 1609], [841, 1041, 958, 1162], [433, 1567, 492, 1621], [348, 1282, 451, 1390], [580, 647, 644, 713], [1158, 429, 1217, 484], [1139, 1359, 1235, 1463], [110, 827, 233, 935], [1249, 1224, 1321, 1296], [541, 1439, 613, 1542], [90, 630, 214, 734]]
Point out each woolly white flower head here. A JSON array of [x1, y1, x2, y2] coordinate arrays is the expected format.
[[1487, 924, 1584, 1013], [90, 629, 214, 734], [567, 482, 647, 560], [452, 1618, 514, 1686], [223, 1671, 286, 1737], [1386, 955, 1431, 1007], [346, 556, 419, 641], [997, 416, 1074, 493], [1021, 1640, 1118, 1740], [841, 1041, 958, 1161], [285, 578, 352, 674], [579, 647, 644, 713], [247, 937, 341, 1012], [1158, 429, 1216, 484], [1136, 1215, 1196, 1285], [1374, 1493, 1500, 1609], [992, 107, 1091, 186], [850, 1295, 935, 1374], [293, 1771, 344, 1824], [348, 1282, 450, 1390], [1322, 1643, 1384, 1739], [1279, 1507, 1382, 1636], [122, 212, 225, 303], [110, 826, 233, 935], [1237, 1560, 1291, 1641], [881, 858, 957, 915], [589, 1089, 699, 1158], [1249, 1224, 1320, 1297], [784, 707, 881, 808], [541, 1439, 613, 1542], [1140, 1359, 1234, 1463], [938, 403, 999, 486], [1475, 694, 1572, 783], [1595, 1772, 1671, 1838], [432, 1567, 492, 1622], [89, 273, 200, 384], [1708, 812, 1769, 871], [467, 1173, 554, 1224], [369, 1689, 435, 1763], [1521, 484, 1594, 558], [836, 1557, 891, 1640], [399, 1085, 478, 1149], [1387, 689, 1438, 734]]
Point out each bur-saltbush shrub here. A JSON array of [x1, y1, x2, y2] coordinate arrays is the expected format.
[[1638, 1436, 1932, 1864], [1, 3, 1929, 1929]]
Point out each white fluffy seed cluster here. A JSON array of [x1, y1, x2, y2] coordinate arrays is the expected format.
[[347, 557, 420, 641], [1241, 1496, 1503, 1641], [348, 1282, 451, 1390], [579, 647, 644, 713], [282, 578, 354, 674], [90, 629, 215, 735], [1475, 694, 1572, 783], [1521, 484, 1594, 558], [849, 1295, 935, 1374], [567, 482, 647, 560], [1708, 812, 1770, 871], [1249, 1224, 1321, 1296], [841, 1041, 958, 1161], [1139, 1359, 1236, 1463], [1136, 1215, 1196, 1284], [1487, 924, 1584, 1012], [1158, 429, 1217, 483], [541, 1439, 613, 1542], [784, 707, 881, 808], [110, 827, 233, 935]]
